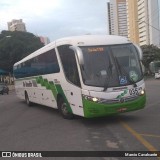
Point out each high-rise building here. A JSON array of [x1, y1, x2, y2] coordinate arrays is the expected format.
[[126, 0, 139, 44], [108, 0, 128, 37], [127, 0, 160, 46], [8, 19, 26, 32], [148, 0, 160, 47], [107, 2, 112, 35], [137, 0, 150, 46]]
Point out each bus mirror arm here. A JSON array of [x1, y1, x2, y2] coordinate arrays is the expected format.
[[69, 46, 84, 65]]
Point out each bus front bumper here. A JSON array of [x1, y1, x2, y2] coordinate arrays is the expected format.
[[83, 94, 146, 118]]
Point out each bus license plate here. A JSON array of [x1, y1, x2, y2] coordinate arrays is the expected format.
[[117, 107, 127, 112]]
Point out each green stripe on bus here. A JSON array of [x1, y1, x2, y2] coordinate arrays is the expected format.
[[35, 76, 72, 113], [36, 76, 58, 97], [55, 84, 72, 113]]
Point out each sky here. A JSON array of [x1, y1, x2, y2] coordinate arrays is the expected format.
[[0, 0, 109, 41]]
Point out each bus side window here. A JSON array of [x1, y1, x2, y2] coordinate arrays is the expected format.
[[58, 45, 81, 87]]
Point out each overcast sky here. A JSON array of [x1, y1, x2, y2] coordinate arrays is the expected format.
[[0, 0, 109, 41]]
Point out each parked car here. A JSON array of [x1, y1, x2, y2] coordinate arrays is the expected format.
[[0, 83, 9, 95], [155, 70, 160, 79]]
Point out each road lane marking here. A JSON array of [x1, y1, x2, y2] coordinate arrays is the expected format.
[[139, 134, 160, 138], [120, 121, 160, 159], [120, 121, 159, 152]]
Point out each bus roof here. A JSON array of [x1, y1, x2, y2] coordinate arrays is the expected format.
[[55, 35, 130, 46], [14, 35, 131, 66]]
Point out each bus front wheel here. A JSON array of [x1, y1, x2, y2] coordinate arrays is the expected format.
[[58, 98, 73, 119]]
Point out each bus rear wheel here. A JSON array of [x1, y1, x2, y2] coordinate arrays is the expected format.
[[58, 98, 73, 119], [25, 92, 32, 106]]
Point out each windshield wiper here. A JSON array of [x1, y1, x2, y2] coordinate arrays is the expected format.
[[103, 56, 113, 91]]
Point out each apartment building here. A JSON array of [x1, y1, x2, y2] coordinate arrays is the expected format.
[[126, 0, 139, 44], [137, 0, 150, 46], [108, 0, 128, 37], [127, 0, 159, 46], [148, 0, 160, 47], [108, 0, 160, 47], [107, 2, 112, 35], [8, 19, 26, 32]]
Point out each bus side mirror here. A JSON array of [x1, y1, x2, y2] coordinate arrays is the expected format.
[[134, 44, 143, 60], [69, 46, 84, 65]]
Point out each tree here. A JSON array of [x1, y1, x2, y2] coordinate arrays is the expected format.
[[0, 30, 44, 72], [141, 44, 160, 72]]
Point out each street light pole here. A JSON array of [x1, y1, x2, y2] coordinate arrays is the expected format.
[[138, 20, 160, 32]]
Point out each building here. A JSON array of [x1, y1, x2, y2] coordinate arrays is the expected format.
[[8, 19, 26, 32], [137, 0, 160, 46], [147, 0, 160, 47], [108, 0, 160, 47], [127, 0, 160, 46], [137, 0, 150, 46], [39, 36, 50, 45], [108, 0, 128, 37], [107, 2, 112, 35], [126, 0, 139, 44]]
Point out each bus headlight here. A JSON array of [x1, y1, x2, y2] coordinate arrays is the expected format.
[[83, 95, 100, 102], [92, 97, 99, 102], [139, 89, 145, 96]]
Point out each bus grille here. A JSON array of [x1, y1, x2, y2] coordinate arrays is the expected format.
[[98, 95, 139, 104]]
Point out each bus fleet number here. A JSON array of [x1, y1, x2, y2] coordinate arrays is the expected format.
[[129, 87, 142, 96]]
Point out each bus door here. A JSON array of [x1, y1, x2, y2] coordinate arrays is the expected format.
[[58, 45, 84, 116]]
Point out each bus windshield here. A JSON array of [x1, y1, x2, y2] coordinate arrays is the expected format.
[[79, 44, 143, 88]]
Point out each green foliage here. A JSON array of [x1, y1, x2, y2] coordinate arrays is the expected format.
[[141, 44, 160, 71], [0, 30, 44, 72]]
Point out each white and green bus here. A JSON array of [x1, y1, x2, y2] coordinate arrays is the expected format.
[[13, 35, 146, 119]]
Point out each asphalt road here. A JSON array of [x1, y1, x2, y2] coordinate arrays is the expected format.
[[0, 78, 160, 160]]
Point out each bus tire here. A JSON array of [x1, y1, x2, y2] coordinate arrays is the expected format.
[[25, 92, 32, 106], [58, 97, 73, 119]]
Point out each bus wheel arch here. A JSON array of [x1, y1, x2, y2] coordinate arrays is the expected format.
[[57, 94, 73, 119], [25, 91, 32, 106]]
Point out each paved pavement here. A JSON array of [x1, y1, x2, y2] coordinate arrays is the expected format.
[[0, 78, 159, 160]]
